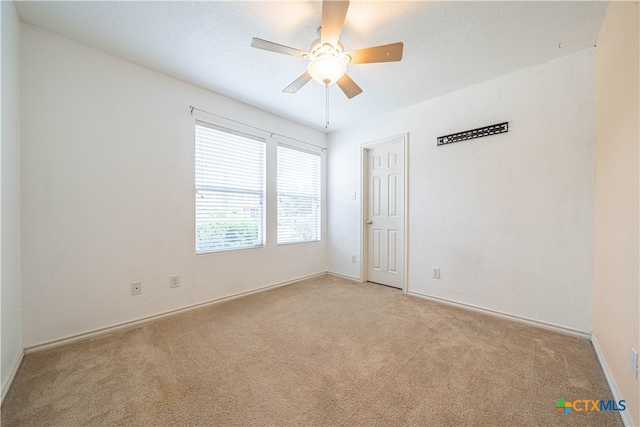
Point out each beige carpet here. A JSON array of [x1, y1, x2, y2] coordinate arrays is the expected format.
[[2, 275, 622, 426]]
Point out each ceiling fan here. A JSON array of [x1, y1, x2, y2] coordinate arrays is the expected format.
[[250, 0, 404, 100]]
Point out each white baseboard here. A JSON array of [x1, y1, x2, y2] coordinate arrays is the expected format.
[[407, 291, 591, 340], [327, 271, 361, 282], [25, 272, 327, 354], [591, 334, 633, 427], [1, 347, 24, 405]]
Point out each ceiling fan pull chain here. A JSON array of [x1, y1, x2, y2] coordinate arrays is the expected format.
[[325, 84, 330, 128]]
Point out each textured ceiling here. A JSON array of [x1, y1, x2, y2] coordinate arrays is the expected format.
[[15, 1, 608, 133]]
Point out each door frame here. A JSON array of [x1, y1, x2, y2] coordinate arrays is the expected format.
[[360, 133, 409, 294]]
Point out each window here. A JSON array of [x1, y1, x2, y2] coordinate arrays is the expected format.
[[195, 122, 265, 254], [277, 145, 321, 244]]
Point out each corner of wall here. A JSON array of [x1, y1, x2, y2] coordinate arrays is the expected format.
[[1, 0, 23, 401], [0, 347, 24, 405]]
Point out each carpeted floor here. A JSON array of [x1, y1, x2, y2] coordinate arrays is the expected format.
[[2, 274, 623, 426]]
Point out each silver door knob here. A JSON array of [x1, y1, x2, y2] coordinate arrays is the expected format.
[[366, 220, 373, 225]]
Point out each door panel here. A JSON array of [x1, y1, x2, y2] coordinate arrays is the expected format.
[[366, 141, 404, 289], [373, 176, 381, 216], [388, 229, 398, 273], [388, 174, 397, 216], [373, 228, 382, 270]]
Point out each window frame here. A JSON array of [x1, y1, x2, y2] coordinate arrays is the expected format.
[[276, 143, 322, 245], [194, 120, 266, 255]]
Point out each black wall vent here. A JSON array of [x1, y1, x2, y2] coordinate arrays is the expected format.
[[437, 122, 508, 146]]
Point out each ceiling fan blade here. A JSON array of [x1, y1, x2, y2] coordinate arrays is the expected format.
[[336, 73, 362, 99], [283, 72, 312, 94], [321, 1, 349, 47], [345, 42, 404, 64], [251, 37, 308, 58]]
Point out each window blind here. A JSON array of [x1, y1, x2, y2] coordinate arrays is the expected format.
[[277, 145, 321, 244], [195, 122, 265, 254]]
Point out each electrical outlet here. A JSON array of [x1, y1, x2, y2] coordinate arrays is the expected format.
[[170, 275, 180, 288], [131, 281, 142, 295], [351, 192, 357, 200], [631, 348, 638, 378], [432, 268, 441, 279], [351, 254, 356, 263]]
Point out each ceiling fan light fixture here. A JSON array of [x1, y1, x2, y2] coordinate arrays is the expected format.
[[307, 55, 347, 86]]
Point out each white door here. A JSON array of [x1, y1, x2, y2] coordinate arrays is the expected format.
[[366, 140, 404, 289]]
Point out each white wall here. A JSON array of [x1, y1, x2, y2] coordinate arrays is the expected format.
[[1, 0, 22, 399], [20, 24, 327, 348], [593, 2, 639, 425], [328, 48, 596, 333]]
